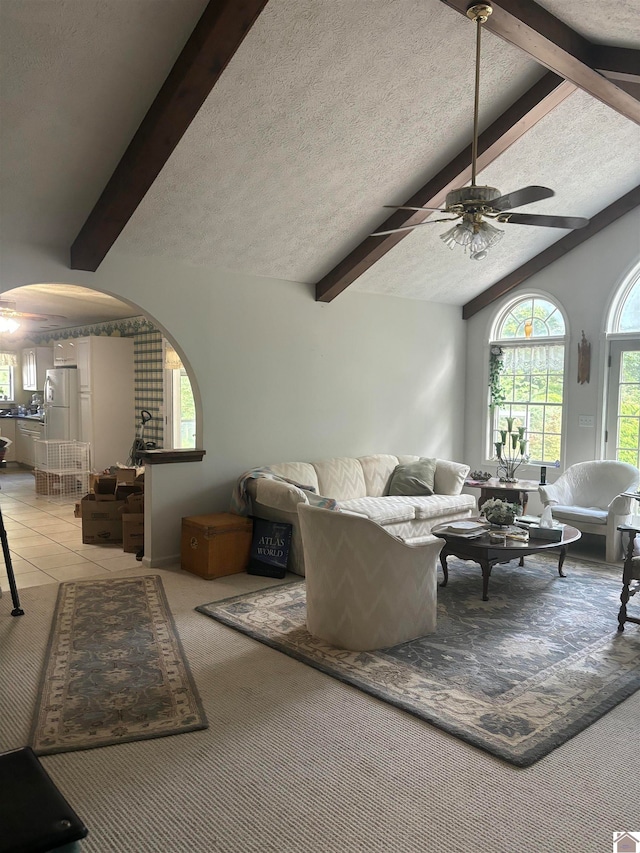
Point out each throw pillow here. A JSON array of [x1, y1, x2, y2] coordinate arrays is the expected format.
[[387, 458, 437, 496]]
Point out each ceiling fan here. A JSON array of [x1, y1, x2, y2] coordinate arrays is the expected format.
[[0, 300, 68, 333], [372, 2, 589, 260]]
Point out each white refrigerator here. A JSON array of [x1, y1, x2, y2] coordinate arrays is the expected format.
[[44, 368, 79, 441]]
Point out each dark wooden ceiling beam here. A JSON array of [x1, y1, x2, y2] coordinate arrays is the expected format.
[[591, 45, 640, 80], [439, 0, 640, 124], [462, 185, 640, 320], [316, 72, 575, 302], [70, 0, 270, 272]]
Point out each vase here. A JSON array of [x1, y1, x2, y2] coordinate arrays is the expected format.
[[486, 515, 515, 527]]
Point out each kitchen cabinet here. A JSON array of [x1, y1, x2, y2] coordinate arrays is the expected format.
[[0, 419, 17, 462], [76, 336, 134, 472], [21, 347, 53, 391], [15, 418, 45, 467], [53, 339, 77, 367]]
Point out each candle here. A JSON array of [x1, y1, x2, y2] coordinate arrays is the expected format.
[[511, 433, 518, 450], [495, 442, 503, 458], [518, 426, 525, 439], [500, 430, 507, 444], [506, 417, 514, 432]]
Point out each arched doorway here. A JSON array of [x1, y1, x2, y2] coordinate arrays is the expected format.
[[0, 282, 200, 458]]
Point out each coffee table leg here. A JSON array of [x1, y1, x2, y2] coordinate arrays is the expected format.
[[557, 545, 567, 578], [480, 557, 491, 601], [439, 551, 449, 588]]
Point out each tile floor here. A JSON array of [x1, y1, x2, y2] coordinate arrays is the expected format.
[[0, 468, 141, 594]]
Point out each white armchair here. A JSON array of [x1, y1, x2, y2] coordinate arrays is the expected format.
[[298, 503, 443, 651], [539, 461, 640, 562]]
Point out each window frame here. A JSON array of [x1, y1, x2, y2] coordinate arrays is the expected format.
[[484, 293, 569, 470], [0, 365, 15, 402]]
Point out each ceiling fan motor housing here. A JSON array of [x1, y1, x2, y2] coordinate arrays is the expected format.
[[445, 185, 501, 213]]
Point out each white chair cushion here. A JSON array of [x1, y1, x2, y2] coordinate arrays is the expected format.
[[551, 505, 607, 525]]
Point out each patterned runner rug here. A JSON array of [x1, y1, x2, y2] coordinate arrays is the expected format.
[[197, 555, 640, 767], [31, 575, 208, 755]]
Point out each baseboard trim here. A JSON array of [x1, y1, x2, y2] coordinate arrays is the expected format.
[[143, 554, 181, 569]]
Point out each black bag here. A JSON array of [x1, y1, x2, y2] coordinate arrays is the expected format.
[[248, 518, 292, 579]]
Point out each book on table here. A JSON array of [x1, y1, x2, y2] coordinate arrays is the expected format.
[[442, 520, 489, 537]]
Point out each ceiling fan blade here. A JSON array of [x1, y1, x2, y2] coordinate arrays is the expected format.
[[497, 212, 590, 229], [372, 217, 459, 236], [491, 186, 555, 212], [383, 205, 447, 212]]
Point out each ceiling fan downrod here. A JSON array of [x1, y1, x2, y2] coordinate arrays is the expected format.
[[466, 3, 493, 187]]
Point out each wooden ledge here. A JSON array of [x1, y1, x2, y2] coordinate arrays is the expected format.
[[138, 449, 206, 465]]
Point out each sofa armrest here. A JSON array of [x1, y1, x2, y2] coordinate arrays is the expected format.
[[434, 460, 470, 495], [254, 479, 310, 513]]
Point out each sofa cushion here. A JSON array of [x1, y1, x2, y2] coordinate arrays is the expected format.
[[433, 459, 470, 495], [338, 496, 416, 525], [358, 455, 400, 497], [551, 505, 607, 525], [412, 493, 477, 520], [387, 458, 437, 496], [312, 457, 367, 501]]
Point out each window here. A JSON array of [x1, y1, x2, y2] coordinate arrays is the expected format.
[[489, 296, 566, 464], [606, 264, 640, 466], [162, 341, 196, 449], [0, 353, 16, 401]]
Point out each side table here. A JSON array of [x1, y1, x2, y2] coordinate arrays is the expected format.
[[617, 523, 640, 632], [464, 477, 540, 515]]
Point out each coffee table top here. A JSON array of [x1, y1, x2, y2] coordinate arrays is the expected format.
[[432, 521, 581, 552]]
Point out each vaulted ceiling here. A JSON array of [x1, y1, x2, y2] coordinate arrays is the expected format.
[[1, 0, 639, 321]]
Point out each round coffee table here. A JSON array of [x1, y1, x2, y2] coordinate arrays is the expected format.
[[432, 522, 581, 601]]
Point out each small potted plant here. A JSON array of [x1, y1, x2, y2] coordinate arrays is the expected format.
[[480, 498, 522, 527]]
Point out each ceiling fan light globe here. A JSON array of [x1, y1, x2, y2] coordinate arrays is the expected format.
[[440, 220, 473, 249], [0, 317, 20, 333]]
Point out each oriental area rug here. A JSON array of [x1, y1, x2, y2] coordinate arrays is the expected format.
[[31, 575, 208, 755], [197, 555, 640, 767]]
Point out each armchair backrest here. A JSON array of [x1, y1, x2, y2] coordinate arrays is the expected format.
[[558, 461, 639, 508]]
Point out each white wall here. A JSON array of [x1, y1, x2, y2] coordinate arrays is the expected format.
[[463, 207, 640, 514], [1, 243, 467, 562]]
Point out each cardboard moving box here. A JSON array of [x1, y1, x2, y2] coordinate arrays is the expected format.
[[81, 493, 125, 544], [120, 493, 144, 553], [122, 514, 144, 552]]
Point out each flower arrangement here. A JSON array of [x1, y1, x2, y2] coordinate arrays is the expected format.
[[480, 498, 522, 526]]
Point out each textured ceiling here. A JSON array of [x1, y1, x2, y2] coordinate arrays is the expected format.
[[1, 0, 639, 314]]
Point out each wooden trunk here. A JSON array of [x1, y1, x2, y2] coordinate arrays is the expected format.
[[181, 512, 253, 579]]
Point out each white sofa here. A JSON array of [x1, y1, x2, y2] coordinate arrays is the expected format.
[[243, 454, 476, 576]]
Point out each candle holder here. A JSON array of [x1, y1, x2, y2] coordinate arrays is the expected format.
[[494, 419, 530, 482]]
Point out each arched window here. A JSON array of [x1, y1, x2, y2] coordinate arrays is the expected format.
[[605, 263, 640, 465], [489, 296, 566, 465]]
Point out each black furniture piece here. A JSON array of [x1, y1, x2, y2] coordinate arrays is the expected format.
[[0, 492, 24, 616], [0, 746, 88, 853], [617, 523, 640, 632], [433, 522, 581, 601]]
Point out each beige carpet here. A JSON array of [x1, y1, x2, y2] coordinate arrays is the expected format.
[[1, 563, 639, 853]]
